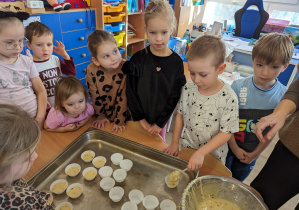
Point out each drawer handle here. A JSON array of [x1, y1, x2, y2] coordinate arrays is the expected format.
[[80, 37, 85, 41], [78, 19, 83, 23], [81, 53, 86, 57]]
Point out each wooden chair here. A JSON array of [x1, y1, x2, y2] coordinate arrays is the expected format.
[[126, 121, 163, 142], [178, 148, 232, 177]]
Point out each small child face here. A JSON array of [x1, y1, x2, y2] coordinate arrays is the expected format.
[[252, 58, 288, 89], [0, 22, 25, 63], [27, 34, 53, 61], [62, 91, 86, 118], [92, 41, 122, 71], [10, 149, 38, 182], [146, 16, 173, 53], [188, 55, 225, 93]]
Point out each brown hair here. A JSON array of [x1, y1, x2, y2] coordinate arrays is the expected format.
[[87, 30, 116, 58], [144, 0, 177, 35], [252, 33, 294, 65], [0, 104, 40, 186], [25, 21, 53, 43], [186, 35, 226, 68], [54, 76, 89, 115]]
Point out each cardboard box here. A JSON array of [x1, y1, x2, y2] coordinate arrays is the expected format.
[[25, 7, 45, 14], [284, 26, 299, 45], [27, 0, 44, 8], [262, 18, 290, 33], [0, 2, 25, 12]]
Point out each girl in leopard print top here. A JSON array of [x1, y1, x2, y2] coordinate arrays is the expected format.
[[0, 104, 54, 209]]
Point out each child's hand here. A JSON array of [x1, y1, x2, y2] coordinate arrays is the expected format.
[[139, 119, 151, 131], [92, 117, 110, 129], [53, 40, 70, 60], [187, 150, 205, 171], [234, 147, 249, 161], [64, 123, 78, 131], [76, 118, 88, 128], [111, 124, 126, 134], [163, 143, 179, 156], [240, 152, 255, 164], [148, 124, 162, 136]]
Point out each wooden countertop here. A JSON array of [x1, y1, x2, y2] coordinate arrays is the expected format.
[[25, 116, 231, 180]]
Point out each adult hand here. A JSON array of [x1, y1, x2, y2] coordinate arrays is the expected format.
[[255, 113, 286, 143], [139, 119, 151, 131]]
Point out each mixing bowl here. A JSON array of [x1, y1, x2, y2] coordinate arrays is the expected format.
[[181, 175, 268, 210]]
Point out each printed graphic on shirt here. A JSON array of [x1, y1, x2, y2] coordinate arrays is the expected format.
[[235, 109, 273, 152], [239, 87, 247, 106], [39, 67, 60, 97]]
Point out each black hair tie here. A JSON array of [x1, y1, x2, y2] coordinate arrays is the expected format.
[[0, 11, 30, 21]]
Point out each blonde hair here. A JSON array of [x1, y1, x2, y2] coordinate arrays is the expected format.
[[144, 0, 177, 35], [252, 33, 294, 65], [186, 35, 226, 68], [0, 17, 23, 33], [87, 30, 116, 58], [54, 76, 89, 115], [0, 104, 40, 185]]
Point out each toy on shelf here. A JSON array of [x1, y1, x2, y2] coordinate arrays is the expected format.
[[45, 0, 71, 12]]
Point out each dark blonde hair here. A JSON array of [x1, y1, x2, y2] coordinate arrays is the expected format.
[[186, 35, 226, 68], [54, 76, 89, 115], [87, 30, 116, 58], [0, 104, 40, 186], [0, 11, 29, 33], [252, 33, 294, 65], [144, 0, 177, 35], [25, 21, 53, 43]]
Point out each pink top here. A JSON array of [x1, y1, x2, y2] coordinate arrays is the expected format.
[[0, 55, 39, 118], [46, 103, 94, 129]]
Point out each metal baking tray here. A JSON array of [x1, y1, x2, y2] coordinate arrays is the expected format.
[[28, 128, 196, 209]]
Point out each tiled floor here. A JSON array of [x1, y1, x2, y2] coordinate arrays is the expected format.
[[165, 112, 299, 210]]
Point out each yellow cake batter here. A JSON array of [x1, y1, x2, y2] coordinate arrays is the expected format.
[[93, 158, 105, 167], [52, 182, 67, 194], [58, 204, 71, 210], [168, 171, 180, 186], [196, 198, 241, 210], [84, 170, 96, 180], [67, 186, 82, 198], [82, 152, 94, 161], [66, 166, 80, 176]]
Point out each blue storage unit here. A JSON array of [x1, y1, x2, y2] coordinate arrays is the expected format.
[[104, 22, 125, 33], [118, 47, 125, 57]]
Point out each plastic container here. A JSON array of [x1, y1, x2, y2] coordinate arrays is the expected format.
[[66, 183, 83, 199], [113, 168, 127, 182], [160, 199, 176, 210], [143, 195, 159, 210], [104, 22, 125, 33], [109, 186, 124, 202], [182, 29, 190, 44], [55, 202, 73, 210], [129, 189, 144, 205], [92, 156, 106, 168], [98, 166, 113, 178], [99, 177, 115, 191], [120, 159, 133, 171], [121, 201, 138, 210], [81, 150, 95, 162], [104, 13, 125, 23], [82, 167, 97, 181], [50, 179, 68, 195], [65, 163, 81, 177], [113, 32, 126, 47], [103, 3, 126, 12], [110, 152, 124, 165]]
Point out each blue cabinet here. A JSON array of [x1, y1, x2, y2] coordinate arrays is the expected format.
[[31, 10, 96, 88]]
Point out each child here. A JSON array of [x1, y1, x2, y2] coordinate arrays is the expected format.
[[44, 76, 94, 132], [0, 11, 47, 129], [164, 35, 239, 170], [124, 0, 186, 140], [225, 33, 293, 181], [85, 30, 130, 134], [0, 104, 54, 209], [25, 21, 76, 108]]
